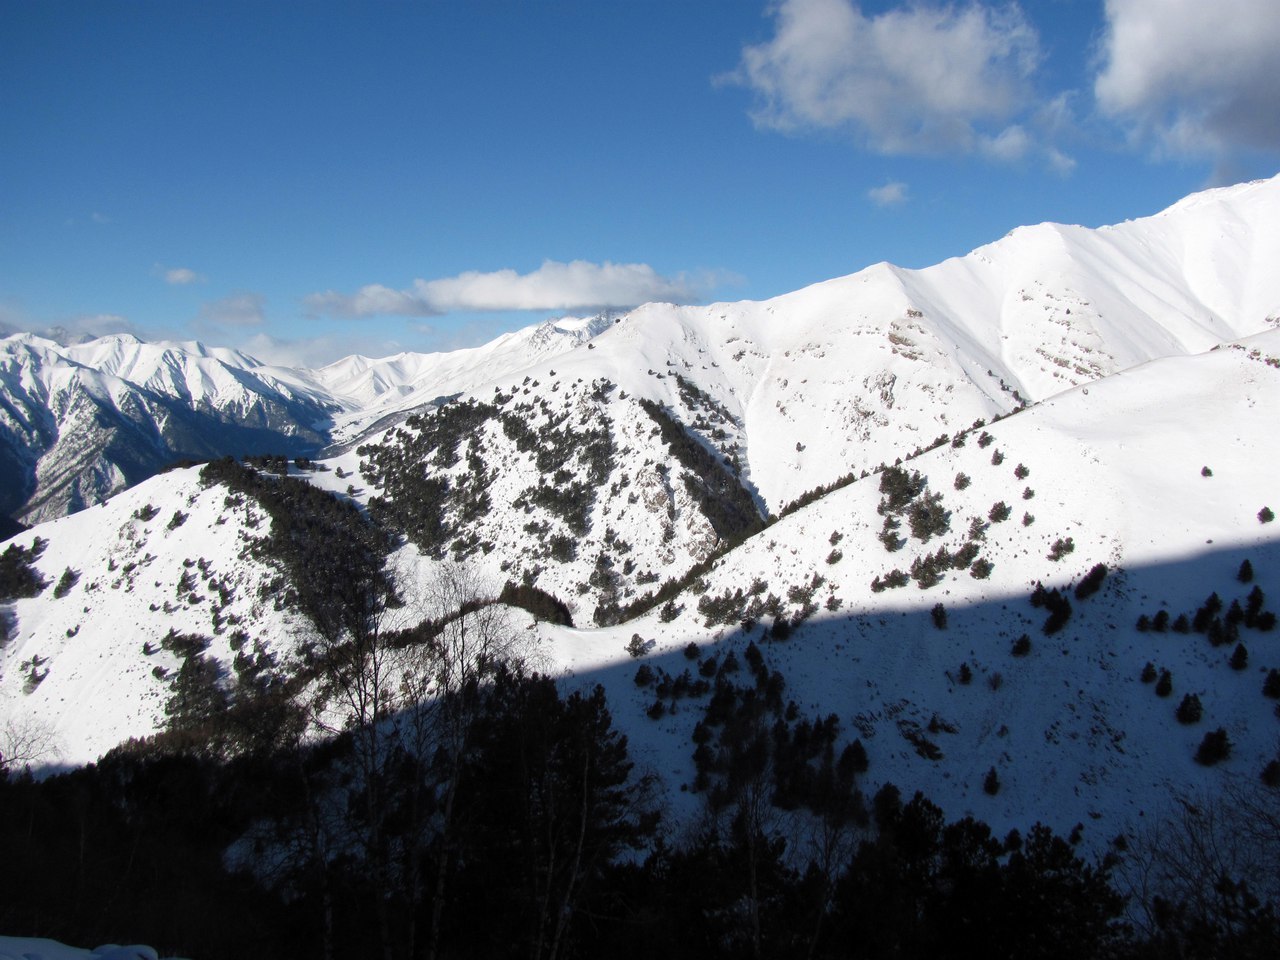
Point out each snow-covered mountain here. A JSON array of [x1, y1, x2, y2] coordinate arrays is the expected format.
[[3, 174, 1280, 846], [0, 317, 609, 526], [0, 334, 336, 526]]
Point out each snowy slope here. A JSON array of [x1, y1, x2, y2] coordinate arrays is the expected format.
[[4, 330, 1279, 847], [315, 313, 615, 444], [545, 329, 1280, 839]]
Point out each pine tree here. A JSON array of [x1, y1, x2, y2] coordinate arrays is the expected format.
[[1194, 727, 1231, 765], [1263, 668, 1280, 699], [983, 767, 1001, 795], [1175, 693, 1202, 724]]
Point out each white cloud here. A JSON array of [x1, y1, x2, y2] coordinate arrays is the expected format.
[[236, 331, 402, 369], [90, 212, 110, 225], [163, 267, 205, 285], [1094, 0, 1280, 155], [868, 181, 909, 207], [1044, 147, 1077, 177], [43, 315, 139, 344], [306, 259, 705, 318], [197, 292, 265, 328], [0, 303, 145, 343], [979, 124, 1031, 162], [726, 0, 1041, 156]]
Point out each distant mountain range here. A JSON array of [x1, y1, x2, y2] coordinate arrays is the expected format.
[[3, 174, 1279, 847]]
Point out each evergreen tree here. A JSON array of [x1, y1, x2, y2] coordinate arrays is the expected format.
[[1263, 668, 1280, 699], [983, 767, 1001, 795], [1175, 693, 1203, 724], [931, 603, 948, 630], [1194, 728, 1232, 766]]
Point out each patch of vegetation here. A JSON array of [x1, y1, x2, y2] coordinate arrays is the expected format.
[[200, 458, 394, 642], [1047, 537, 1075, 561], [639, 399, 762, 543], [497, 581, 573, 626], [1194, 727, 1231, 766], [52, 567, 80, 599], [1074, 563, 1108, 600], [0, 537, 48, 601]]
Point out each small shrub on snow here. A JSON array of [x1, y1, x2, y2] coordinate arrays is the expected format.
[[1194, 728, 1231, 766], [1175, 693, 1202, 724], [1263, 668, 1280, 699], [983, 767, 1001, 795], [1047, 537, 1075, 561]]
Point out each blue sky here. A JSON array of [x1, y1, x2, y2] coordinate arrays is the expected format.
[[2, 0, 1277, 366]]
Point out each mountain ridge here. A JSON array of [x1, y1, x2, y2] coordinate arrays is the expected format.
[[2, 175, 1279, 850]]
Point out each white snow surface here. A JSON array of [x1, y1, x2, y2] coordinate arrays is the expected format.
[[0, 938, 173, 960]]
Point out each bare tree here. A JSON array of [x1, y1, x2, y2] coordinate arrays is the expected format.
[[298, 555, 531, 960], [0, 716, 58, 774], [1120, 776, 1280, 942], [394, 559, 526, 960]]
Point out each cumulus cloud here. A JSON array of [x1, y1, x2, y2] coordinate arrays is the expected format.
[[1094, 0, 1280, 155], [197, 292, 266, 328], [306, 259, 705, 318], [725, 0, 1041, 156], [868, 181, 909, 206]]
